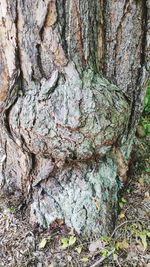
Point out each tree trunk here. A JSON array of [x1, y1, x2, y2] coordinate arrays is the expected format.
[[0, 0, 149, 235]]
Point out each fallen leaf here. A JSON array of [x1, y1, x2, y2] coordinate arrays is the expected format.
[[8, 207, 15, 213], [67, 255, 72, 262], [61, 237, 69, 249], [68, 236, 76, 246], [80, 257, 89, 263], [119, 213, 125, 219], [113, 253, 118, 261], [116, 240, 129, 250], [139, 177, 145, 186], [145, 191, 150, 199], [101, 248, 107, 257], [61, 236, 76, 249], [39, 238, 47, 249], [119, 202, 123, 208], [139, 233, 148, 251], [75, 245, 82, 254], [121, 198, 127, 203]]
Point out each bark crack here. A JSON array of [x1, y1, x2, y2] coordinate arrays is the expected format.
[[2, 0, 22, 142], [140, 0, 148, 69], [99, 0, 105, 73], [56, 0, 68, 57], [72, 0, 86, 66], [114, 0, 131, 84], [36, 44, 46, 78], [127, 0, 148, 133]]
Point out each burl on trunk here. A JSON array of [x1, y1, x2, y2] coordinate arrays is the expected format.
[[0, 0, 149, 235]]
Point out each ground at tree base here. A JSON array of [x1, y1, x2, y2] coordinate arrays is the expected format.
[[0, 136, 150, 267]]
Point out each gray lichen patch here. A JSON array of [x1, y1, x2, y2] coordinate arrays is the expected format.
[[30, 158, 119, 235]]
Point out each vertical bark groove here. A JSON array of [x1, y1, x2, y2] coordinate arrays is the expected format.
[[127, 0, 149, 133]]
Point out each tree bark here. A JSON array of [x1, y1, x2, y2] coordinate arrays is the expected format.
[[0, 0, 149, 235]]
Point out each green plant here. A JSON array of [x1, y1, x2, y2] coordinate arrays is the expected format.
[[119, 197, 127, 209], [61, 236, 77, 249], [39, 236, 51, 249], [8, 207, 15, 213], [142, 84, 150, 136], [144, 84, 150, 113], [129, 224, 150, 251]]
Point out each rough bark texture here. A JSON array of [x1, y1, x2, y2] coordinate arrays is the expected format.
[[0, 0, 149, 235]]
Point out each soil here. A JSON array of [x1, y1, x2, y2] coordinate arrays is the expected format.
[[0, 136, 150, 267]]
